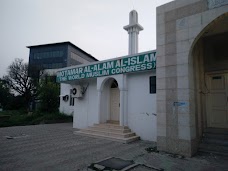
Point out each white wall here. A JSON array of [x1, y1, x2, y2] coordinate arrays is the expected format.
[[60, 71, 157, 142], [59, 80, 98, 128], [73, 79, 98, 129], [127, 71, 157, 141], [59, 83, 74, 115]]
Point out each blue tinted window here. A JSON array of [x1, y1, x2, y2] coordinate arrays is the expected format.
[[33, 50, 64, 59]]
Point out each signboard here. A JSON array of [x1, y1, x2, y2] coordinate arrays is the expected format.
[[56, 51, 156, 82]]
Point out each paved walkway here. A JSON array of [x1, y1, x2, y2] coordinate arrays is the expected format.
[[0, 123, 227, 171]]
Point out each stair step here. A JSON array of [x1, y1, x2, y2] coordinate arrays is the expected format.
[[106, 120, 120, 124], [80, 128, 136, 138], [199, 143, 228, 152], [74, 131, 140, 143], [74, 123, 140, 143], [199, 128, 228, 156], [90, 126, 131, 133], [203, 132, 228, 140], [198, 149, 228, 156], [199, 144, 228, 156], [204, 128, 228, 135], [94, 123, 129, 129], [202, 138, 228, 146]]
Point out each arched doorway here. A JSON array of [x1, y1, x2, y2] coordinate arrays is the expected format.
[[109, 80, 120, 123], [99, 78, 121, 124], [191, 13, 228, 134]]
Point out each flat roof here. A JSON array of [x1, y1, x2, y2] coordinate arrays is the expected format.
[[27, 41, 98, 61]]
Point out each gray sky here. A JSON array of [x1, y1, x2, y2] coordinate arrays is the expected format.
[[0, 0, 172, 77]]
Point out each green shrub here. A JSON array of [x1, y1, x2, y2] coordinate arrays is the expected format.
[[38, 82, 60, 113], [0, 110, 72, 127]]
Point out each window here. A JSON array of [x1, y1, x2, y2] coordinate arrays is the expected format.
[[33, 50, 64, 60], [150, 76, 156, 94]]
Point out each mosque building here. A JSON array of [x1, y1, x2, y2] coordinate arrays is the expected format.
[[58, 10, 157, 142]]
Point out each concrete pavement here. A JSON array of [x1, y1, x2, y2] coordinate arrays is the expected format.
[[0, 123, 227, 171]]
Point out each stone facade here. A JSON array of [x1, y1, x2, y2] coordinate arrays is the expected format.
[[156, 0, 228, 156]]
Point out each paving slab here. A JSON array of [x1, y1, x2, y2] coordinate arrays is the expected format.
[[0, 123, 227, 171]]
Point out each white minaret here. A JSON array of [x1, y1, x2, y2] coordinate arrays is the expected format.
[[124, 10, 143, 55]]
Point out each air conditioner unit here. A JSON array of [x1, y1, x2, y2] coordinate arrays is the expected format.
[[70, 85, 83, 98]]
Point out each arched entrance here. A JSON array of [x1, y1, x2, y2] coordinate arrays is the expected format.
[[98, 77, 121, 124], [191, 13, 228, 134]]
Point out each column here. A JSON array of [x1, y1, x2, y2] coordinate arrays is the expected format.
[[97, 90, 102, 124], [124, 90, 128, 126], [120, 89, 128, 126], [120, 90, 124, 126]]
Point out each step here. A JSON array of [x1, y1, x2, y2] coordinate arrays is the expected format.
[[93, 124, 129, 130], [198, 128, 228, 156], [199, 143, 228, 154], [204, 128, 228, 135], [203, 132, 228, 140], [106, 120, 120, 124], [80, 128, 136, 138], [74, 131, 140, 143], [90, 126, 131, 133], [198, 149, 228, 156], [94, 123, 129, 129], [202, 138, 228, 146]]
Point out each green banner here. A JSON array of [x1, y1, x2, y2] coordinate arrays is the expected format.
[[56, 51, 156, 82]]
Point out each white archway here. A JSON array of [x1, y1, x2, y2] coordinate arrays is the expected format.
[[97, 74, 128, 126]]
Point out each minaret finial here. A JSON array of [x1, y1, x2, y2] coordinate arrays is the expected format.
[[124, 10, 143, 55], [130, 0, 135, 10]]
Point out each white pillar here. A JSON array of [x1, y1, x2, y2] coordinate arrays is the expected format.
[[97, 90, 102, 124], [120, 89, 128, 126], [124, 90, 128, 126], [120, 90, 124, 126]]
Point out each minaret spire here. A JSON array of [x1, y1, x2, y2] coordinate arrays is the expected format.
[[124, 10, 143, 55]]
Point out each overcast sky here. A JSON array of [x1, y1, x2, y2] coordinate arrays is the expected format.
[[0, 0, 172, 77]]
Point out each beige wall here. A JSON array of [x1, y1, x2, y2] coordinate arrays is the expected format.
[[156, 0, 228, 156]]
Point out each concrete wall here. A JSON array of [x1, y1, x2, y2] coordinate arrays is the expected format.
[[67, 45, 97, 66], [127, 71, 157, 141]]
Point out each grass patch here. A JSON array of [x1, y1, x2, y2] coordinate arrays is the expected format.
[[0, 110, 73, 127]]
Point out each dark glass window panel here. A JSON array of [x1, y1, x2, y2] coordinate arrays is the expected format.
[[150, 76, 156, 94]]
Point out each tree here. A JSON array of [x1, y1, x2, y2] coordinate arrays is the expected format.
[[3, 58, 37, 109], [0, 78, 14, 109], [39, 77, 60, 113]]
